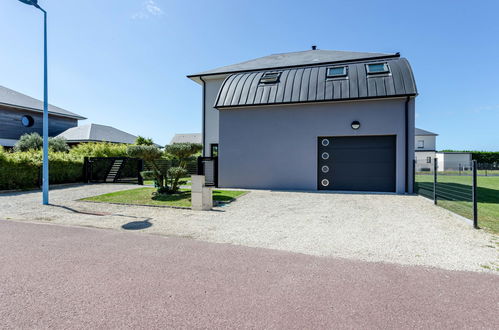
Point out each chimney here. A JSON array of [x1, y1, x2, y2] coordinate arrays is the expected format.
[[311, 45, 317, 50]]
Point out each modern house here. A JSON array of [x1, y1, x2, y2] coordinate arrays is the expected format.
[[188, 49, 417, 193], [56, 123, 137, 145], [414, 128, 472, 172], [414, 128, 438, 171], [170, 133, 202, 144], [0, 85, 86, 147]]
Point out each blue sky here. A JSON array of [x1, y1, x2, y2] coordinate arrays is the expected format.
[[1, 0, 498, 150]]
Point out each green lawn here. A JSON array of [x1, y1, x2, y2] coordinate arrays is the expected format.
[[81, 187, 247, 208], [415, 174, 499, 234]]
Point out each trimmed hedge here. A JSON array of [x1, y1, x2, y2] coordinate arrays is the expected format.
[[0, 149, 83, 190]]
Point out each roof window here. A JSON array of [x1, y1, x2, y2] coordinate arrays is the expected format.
[[259, 72, 281, 84], [327, 66, 348, 78], [366, 63, 390, 74]]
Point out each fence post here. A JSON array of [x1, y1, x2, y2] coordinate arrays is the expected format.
[[412, 159, 416, 194], [472, 160, 478, 229], [83, 157, 89, 183], [138, 159, 144, 185], [433, 159, 438, 204], [197, 156, 203, 175]]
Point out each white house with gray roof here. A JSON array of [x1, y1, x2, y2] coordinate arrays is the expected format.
[[0, 85, 86, 147], [56, 123, 137, 145], [188, 48, 417, 193], [414, 128, 472, 172], [170, 133, 202, 144]]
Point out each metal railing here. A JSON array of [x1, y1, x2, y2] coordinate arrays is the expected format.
[[414, 159, 478, 228], [84, 157, 143, 185]]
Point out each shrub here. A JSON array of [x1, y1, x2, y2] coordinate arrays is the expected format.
[[69, 142, 128, 158], [127, 145, 166, 188], [164, 143, 201, 193], [13, 133, 69, 152], [14, 133, 43, 151], [49, 137, 70, 152], [167, 167, 188, 193], [0, 150, 83, 190], [140, 171, 155, 180], [135, 136, 154, 146]]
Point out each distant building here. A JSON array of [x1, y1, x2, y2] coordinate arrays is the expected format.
[[414, 128, 472, 171], [170, 133, 202, 144], [414, 128, 438, 171], [0, 85, 86, 147], [57, 123, 137, 145]]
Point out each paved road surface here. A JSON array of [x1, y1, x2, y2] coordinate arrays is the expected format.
[[2, 184, 497, 272], [0, 220, 498, 329]]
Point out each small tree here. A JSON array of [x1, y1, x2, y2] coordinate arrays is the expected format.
[[49, 137, 70, 152], [127, 145, 166, 188], [14, 132, 69, 152], [164, 143, 202, 193], [135, 136, 154, 146], [14, 133, 43, 151]]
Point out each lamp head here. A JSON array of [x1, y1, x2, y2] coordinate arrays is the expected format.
[[18, 0, 39, 7]]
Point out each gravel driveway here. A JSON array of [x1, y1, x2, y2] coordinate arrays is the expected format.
[[1, 184, 497, 273]]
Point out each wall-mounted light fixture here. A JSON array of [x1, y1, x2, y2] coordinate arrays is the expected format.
[[351, 121, 361, 130]]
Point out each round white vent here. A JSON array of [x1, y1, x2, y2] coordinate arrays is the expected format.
[[321, 139, 330, 146], [321, 165, 329, 173], [321, 179, 330, 186], [321, 152, 329, 160]]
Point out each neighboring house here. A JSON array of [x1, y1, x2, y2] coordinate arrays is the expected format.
[[414, 128, 472, 172], [414, 128, 438, 171], [0, 85, 86, 147], [170, 133, 202, 144], [436, 152, 472, 171], [56, 123, 137, 145], [188, 49, 417, 193]]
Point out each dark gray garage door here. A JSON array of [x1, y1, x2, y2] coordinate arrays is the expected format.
[[317, 136, 396, 192]]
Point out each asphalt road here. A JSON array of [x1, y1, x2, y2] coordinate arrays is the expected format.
[[0, 220, 498, 329]]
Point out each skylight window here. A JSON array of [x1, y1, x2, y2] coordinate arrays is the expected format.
[[326, 66, 348, 78], [366, 63, 390, 74], [259, 72, 281, 84]]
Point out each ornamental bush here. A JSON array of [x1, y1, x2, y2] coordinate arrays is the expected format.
[[13, 132, 69, 152], [127, 145, 166, 188], [163, 143, 202, 193]]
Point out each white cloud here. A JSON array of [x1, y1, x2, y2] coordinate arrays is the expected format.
[[132, 0, 164, 20], [145, 0, 164, 16]]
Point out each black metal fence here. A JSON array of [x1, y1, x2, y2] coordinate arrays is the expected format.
[[197, 157, 218, 187], [414, 159, 478, 228], [84, 157, 143, 184], [142, 159, 198, 176]]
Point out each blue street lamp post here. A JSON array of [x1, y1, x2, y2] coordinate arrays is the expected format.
[[17, 0, 49, 205]]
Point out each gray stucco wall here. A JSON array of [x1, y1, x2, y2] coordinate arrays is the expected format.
[[203, 77, 225, 156], [218, 98, 415, 193]]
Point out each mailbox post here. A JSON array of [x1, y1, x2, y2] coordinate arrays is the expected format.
[[191, 175, 212, 211]]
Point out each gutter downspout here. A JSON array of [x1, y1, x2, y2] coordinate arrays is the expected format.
[[405, 96, 410, 193], [200, 76, 206, 157]]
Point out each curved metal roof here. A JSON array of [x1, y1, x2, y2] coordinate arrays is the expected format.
[[214, 57, 417, 109]]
